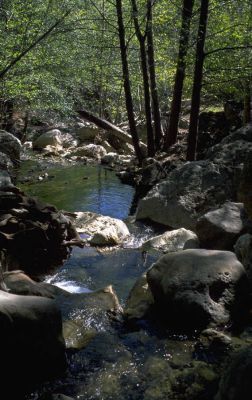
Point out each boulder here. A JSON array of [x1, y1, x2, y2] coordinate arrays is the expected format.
[[69, 144, 107, 160], [0, 152, 13, 171], [0, 290, 66, 393], [71, 211, 130, 245], [196, 202, 246, 250], [76, 125, 100, 142], [0, 129, 22, 164], [0, 169, 14, 190], [215, 346, 252, 400], [60, 132, 78, 148], [234, 234, 252, 283], [124, 273, 154, 321], [141, 228, 199, 254], [147, 249, 249, 330], [57, 285, 122, 350], [238, 152, 252, 219], [0, 193, 80, 274], [33, 129, 62, 150], [3, 270, 68, 298], [206, 124, 252, 166], [136, 161, 234, 230], [101, 152, 119, 165], [196, 111, 231, 160]]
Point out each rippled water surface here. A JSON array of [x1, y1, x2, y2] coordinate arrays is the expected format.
[[19, 161, 194, 400]]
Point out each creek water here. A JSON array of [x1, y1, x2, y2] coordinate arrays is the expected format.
[[18, 161, 195, 400]]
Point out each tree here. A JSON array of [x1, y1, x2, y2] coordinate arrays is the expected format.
[[115, 0, 143, 164], [131, 0, 155, 156], [146, 0, 163, 151], [164, 0, 194, 150], [186, 0, 209, 161]]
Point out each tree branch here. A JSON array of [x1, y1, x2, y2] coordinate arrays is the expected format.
[[0, 10, 71, 80], [205, 45, 252, 57]]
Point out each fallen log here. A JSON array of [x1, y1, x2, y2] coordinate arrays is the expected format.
[[78, 109, 132, 143]]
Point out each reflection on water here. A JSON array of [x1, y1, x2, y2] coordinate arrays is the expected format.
[[18, 162, 135, 219]]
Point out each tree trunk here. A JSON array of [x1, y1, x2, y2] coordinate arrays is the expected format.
[[164, 0, 194, 150], [115, 0, 143, 164], [21, 110, 29, 144], [146, 0, 162, 151], [131, 0, 155, 157], [243, 83, 251, 124], [186, 0, 209, 161], [139, 39, 155, 156], [1, 100, 14, 132], [78, 109, 134, 143]]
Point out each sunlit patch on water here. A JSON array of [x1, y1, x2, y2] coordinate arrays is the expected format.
[[50, 279, 92, 294]]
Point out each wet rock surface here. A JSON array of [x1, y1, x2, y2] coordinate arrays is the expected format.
[[141, 227, 199, 254], [196, 202, 246, 250], [70, 211, 130, 246], [0, 289, 66, 396], [147, 249, 249, 330], [136, 161, 234, 230]]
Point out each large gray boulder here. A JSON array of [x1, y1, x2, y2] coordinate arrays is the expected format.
[[0, 152, 13, 171], [76, 124, 100, 142], [0, 129, 22, 164], [0, 290, 66, 393], [196, 202, 246, 250], [206, 124, 252, 166], [238, 152, 252, 220], [147, 249, 249, 330], [0, 169, 14, 190], [234, 234, 252, 284], [136, 161, 234, 230], [33, 129, 62, 150], [69, 144, 107, 160]]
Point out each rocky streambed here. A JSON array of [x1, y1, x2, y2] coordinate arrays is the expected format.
[[1, 123, 252, 400]]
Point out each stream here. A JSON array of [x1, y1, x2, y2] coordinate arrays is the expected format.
[[18, 161, 197, 400]]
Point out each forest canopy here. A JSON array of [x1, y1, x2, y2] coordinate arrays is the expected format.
[[0, 0, 251, 160]]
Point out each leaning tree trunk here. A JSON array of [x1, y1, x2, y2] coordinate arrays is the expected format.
[[186, 0, 209, 161], [146, 0, 163, 151], [116, 0, 143, 164], [131, 0, 155, 157], [164, 0, 194, 150]]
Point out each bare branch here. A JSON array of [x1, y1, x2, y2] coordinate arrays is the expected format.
[[205, 45, 252, 57]]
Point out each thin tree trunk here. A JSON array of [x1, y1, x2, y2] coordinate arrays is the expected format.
[[164, 0, 194, 150], [115, 0, 143, 164], [186, 0, 209, 161], [139, 40, 155, 156], [131, 0, 155, 157], [21, 110, 29, 143], [244, 82, 251, 124], [3, 99, 14, 132], [146, 0, 162, 151]]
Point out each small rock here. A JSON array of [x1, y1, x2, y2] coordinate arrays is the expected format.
[[141, 228, 199, 254]]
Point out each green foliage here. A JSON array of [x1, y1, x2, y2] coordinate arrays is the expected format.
[[0, 0, 251, 121]]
